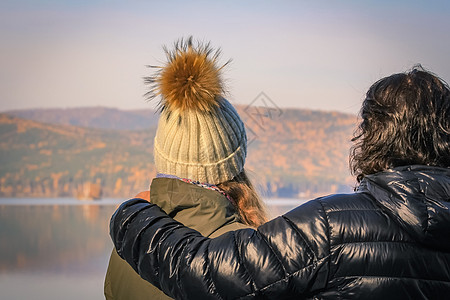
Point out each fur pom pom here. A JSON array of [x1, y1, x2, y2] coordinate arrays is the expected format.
[[145, 37, 230, 112]]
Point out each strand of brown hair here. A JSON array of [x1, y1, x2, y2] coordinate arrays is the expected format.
[[217, 169, 268, 228]]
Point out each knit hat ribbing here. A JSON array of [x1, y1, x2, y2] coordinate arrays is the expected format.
[[148, 37, 247, 184]]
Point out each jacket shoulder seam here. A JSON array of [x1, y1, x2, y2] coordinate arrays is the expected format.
[[204, 240, 224, 300], [282, 216, 315, 260], [258, 225, 289, 274], [317, 198, 333, 292], [233, 230, 257, 294]]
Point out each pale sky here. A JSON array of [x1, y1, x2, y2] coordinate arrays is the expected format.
[[1, 0, 450, 114]]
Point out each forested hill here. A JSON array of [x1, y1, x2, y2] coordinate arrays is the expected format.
[[6, 107, 159, 130], [0, 106, 358, 199]]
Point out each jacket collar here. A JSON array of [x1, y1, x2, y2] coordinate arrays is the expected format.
[[360, 165, 450, 251], [149, 177, 240, 237]]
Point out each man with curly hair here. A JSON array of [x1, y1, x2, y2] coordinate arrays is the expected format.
[[111, 66, 450, 299]]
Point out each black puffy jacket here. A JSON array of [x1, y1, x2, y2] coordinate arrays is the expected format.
[[110, 165, 450, 299]]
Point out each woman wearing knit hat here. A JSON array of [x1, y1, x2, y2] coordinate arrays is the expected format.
[[104, 37, 268, 300]]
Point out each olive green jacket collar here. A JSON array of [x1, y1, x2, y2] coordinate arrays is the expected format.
[[150, 177, 241, 237]]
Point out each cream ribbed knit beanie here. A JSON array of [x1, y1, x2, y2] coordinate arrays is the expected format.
[[146, 37, 247, 184]]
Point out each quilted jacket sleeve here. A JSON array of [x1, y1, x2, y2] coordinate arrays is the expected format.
[[110, 199, 331, 300]]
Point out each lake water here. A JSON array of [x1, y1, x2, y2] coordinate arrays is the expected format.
[[0, 198, 307, 300]]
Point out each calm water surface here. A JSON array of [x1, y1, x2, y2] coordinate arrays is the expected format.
[[0, 198, 307, 300]]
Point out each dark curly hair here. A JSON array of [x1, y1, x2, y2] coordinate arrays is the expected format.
[[350, 66, 450, 182]]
